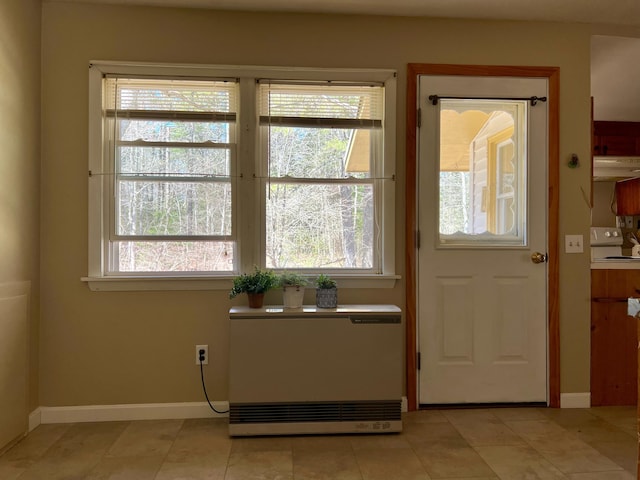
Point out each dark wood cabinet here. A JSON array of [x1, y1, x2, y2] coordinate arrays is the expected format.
[[594, 121, 640, 156], [615, 177, 640, 215], [591, 269, 639, 406]]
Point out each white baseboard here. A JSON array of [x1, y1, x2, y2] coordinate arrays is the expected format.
[[38, 401, 229, 424], [29, 407, 41, 431], [560, 392, 591, 408], [34, 398, 404, 425]]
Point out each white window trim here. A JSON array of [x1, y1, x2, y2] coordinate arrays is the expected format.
[[84, 61, 398, 291]]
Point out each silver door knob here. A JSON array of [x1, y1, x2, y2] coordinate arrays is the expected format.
[[531, 252, 548, 264]]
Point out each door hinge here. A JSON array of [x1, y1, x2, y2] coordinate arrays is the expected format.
[[417, 351, 421, 370], [417, 107, 422, 128], [416, 230, 421, 249]]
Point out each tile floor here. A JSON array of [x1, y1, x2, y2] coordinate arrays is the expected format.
[[0, 406, 637, 479]]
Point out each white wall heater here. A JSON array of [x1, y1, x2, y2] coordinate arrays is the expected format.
[[229, 305, 402, 436]]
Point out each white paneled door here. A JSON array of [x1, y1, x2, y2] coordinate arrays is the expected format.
[[417, 75, 548, 404]]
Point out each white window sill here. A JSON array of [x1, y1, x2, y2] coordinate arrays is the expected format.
[[81, 275, 400, 292]]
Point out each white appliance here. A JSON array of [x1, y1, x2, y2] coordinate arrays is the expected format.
[[590, 226, 640, 262], [594, 156, 640, 180], [228, 305, 402, 436]]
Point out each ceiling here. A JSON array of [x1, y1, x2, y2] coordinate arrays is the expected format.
[[47, 0, 640, 27]]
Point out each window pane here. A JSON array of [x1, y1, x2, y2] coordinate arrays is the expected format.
[[438, 99, 527, 247], [114, 241, 234, 272], [117, 181, 231, 236], [266, 183, 373, 269], [268, 126, 370, 179], [119, 119, 229, 144], [118, 146, 230, 177]]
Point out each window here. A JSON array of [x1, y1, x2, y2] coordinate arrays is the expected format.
[[104, 77, 237, 273], [87, 62, 396, 289], [259, 82, 383, 270]]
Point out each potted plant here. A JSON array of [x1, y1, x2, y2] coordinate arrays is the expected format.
[[315, 274, 338, 308], [278, 272, 308, 309], [229, 266, 277, 308]]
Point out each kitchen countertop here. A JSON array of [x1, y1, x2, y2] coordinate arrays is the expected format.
[[592, 261, 640, 269]]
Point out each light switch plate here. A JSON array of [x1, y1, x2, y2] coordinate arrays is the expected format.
[[565, 234, 584, 253]]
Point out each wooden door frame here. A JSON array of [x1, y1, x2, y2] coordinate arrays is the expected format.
[[405, 64, 560, 410]]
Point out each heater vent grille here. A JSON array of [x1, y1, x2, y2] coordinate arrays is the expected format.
[[229, 400, 401, 424]]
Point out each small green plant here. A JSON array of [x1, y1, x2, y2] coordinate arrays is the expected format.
[[316, 274, 337, 289], [229, 266, 278, 299], [277, 272, 308, 288]]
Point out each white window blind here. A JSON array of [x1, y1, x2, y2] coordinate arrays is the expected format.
[[258, 82, 383, 129], [105, 77, 237, 119]]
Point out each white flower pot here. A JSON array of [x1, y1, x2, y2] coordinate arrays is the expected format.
[[282, 286, 305, 308]]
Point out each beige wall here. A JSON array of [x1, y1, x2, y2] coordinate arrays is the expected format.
[[592, 181, 617, 227], [0, 0, 41, 448], [40, 2, 593, 406]]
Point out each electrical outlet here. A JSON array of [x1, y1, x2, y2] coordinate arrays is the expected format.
[[196, 344, 208, 365], [626, 216, 634, 228], [565, 234, 584, 253]]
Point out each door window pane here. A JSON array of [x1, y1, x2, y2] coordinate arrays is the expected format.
[[438, 99, 527, 247]]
